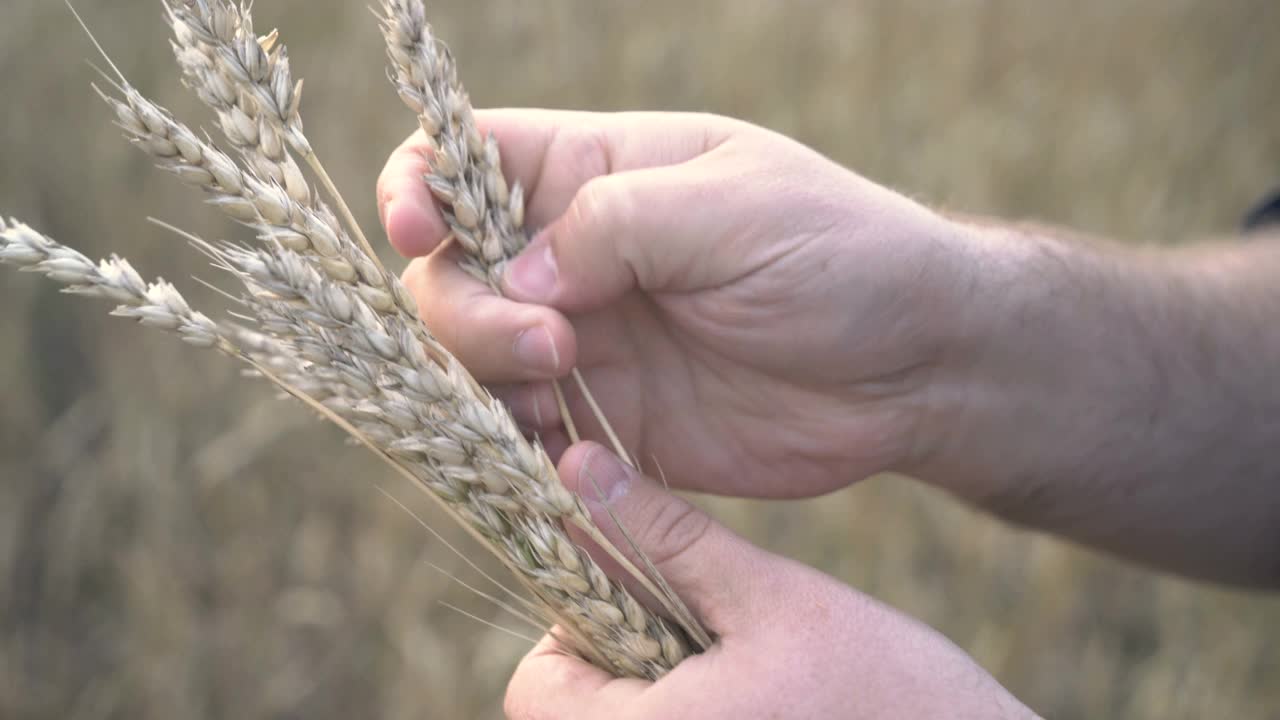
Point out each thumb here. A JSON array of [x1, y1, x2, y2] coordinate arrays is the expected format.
[[501, 166, 714, 313], [557, 441, 772, 630]]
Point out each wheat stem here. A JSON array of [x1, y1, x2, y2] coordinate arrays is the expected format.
[[552, 379, 581, 445]]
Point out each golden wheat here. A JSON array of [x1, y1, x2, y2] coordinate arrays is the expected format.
[[0, 0, 710, 681]]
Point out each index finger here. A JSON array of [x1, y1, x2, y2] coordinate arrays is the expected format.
[[376, 109, 735, 258]]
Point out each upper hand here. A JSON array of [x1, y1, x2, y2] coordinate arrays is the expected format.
[[378, 110, 974, 498]]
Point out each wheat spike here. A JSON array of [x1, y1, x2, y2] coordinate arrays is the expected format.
[[163, 0, 383, 275], [29, 0, 713, 681], [380, 0, 528, 288], [207, 239, 702, 675]]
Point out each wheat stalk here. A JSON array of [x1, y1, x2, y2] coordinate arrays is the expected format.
[[14, 0, 713, 680]]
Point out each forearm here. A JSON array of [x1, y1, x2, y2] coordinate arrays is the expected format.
[[922, 220, 1280, 586]]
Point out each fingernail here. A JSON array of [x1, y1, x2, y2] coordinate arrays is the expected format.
[[580, 446, 632, 507], [504, 234, 558, 301], [513, 326, 561, 374]]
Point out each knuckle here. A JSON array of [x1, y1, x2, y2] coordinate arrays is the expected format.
[[378, 143, 429, 204], [569, 175, 631, 241], [550, 123, 613, 187], [641, 497, 712, 572], [567, 177, 609, 235]]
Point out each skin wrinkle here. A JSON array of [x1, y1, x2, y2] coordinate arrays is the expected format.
[[531, 122, 612, 232], [582, 175, 648, 293], [628, 493, 714, 578], [573, 292, 737, 496], [680, 327, 895, 495]]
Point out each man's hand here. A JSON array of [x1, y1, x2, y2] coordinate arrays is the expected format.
[[380, 109, 1280, 586], [378, 110, 975, 499], [501, 442, 1037, 720]]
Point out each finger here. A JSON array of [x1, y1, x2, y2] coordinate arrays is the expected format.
[[504, 633, 648, 720], [378, 132, 450, 257], [402, 252, 577, 382], [469, 110, 735, 226], [376, 111, 572, 256], [501, 163, 728, 313], [557, 442, 774, 631], [489, 382, 562, 432], [376, 112, 570, 256], [379, 111, 737, 257]]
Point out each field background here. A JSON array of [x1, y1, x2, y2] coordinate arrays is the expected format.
[[2, 1, 1279, 718]]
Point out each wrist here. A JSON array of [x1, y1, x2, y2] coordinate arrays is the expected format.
[[910, 220, 1280, 583], [914, 221, 1159, 514]]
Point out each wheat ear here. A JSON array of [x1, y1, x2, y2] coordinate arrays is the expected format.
[[0, 219, 231, 351], [161, 0, 380, 275], [55, 0, 711, 679], [5, 208, 699, 677], [379, 0, 641, 467], [206, 238, 710, 674], [379, 0, 526, 288]]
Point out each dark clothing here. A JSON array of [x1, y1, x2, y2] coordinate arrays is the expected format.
[[1243, 188, 1280, 233]]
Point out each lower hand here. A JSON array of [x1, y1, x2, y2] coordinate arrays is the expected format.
[[503, 443, 1039, 720]]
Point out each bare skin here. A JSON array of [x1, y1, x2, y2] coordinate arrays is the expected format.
[[377, 110, 1280, 718]]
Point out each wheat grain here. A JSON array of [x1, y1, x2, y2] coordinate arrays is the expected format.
[[143, 2, 705, 673]]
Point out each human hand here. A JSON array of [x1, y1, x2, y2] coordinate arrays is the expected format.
[[379, 111, 978, 499], [503, 442, 1037, 720]]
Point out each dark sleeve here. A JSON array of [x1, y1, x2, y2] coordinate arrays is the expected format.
[[1242, 187, 1280, 233]]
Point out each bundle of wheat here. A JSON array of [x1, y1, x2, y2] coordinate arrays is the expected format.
[[1, 0, 707, 682]]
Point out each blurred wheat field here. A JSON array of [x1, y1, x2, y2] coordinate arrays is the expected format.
[[2, 1, 1278, 718]]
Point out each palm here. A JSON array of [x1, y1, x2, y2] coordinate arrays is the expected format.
[[564, 233, 931, 499]]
